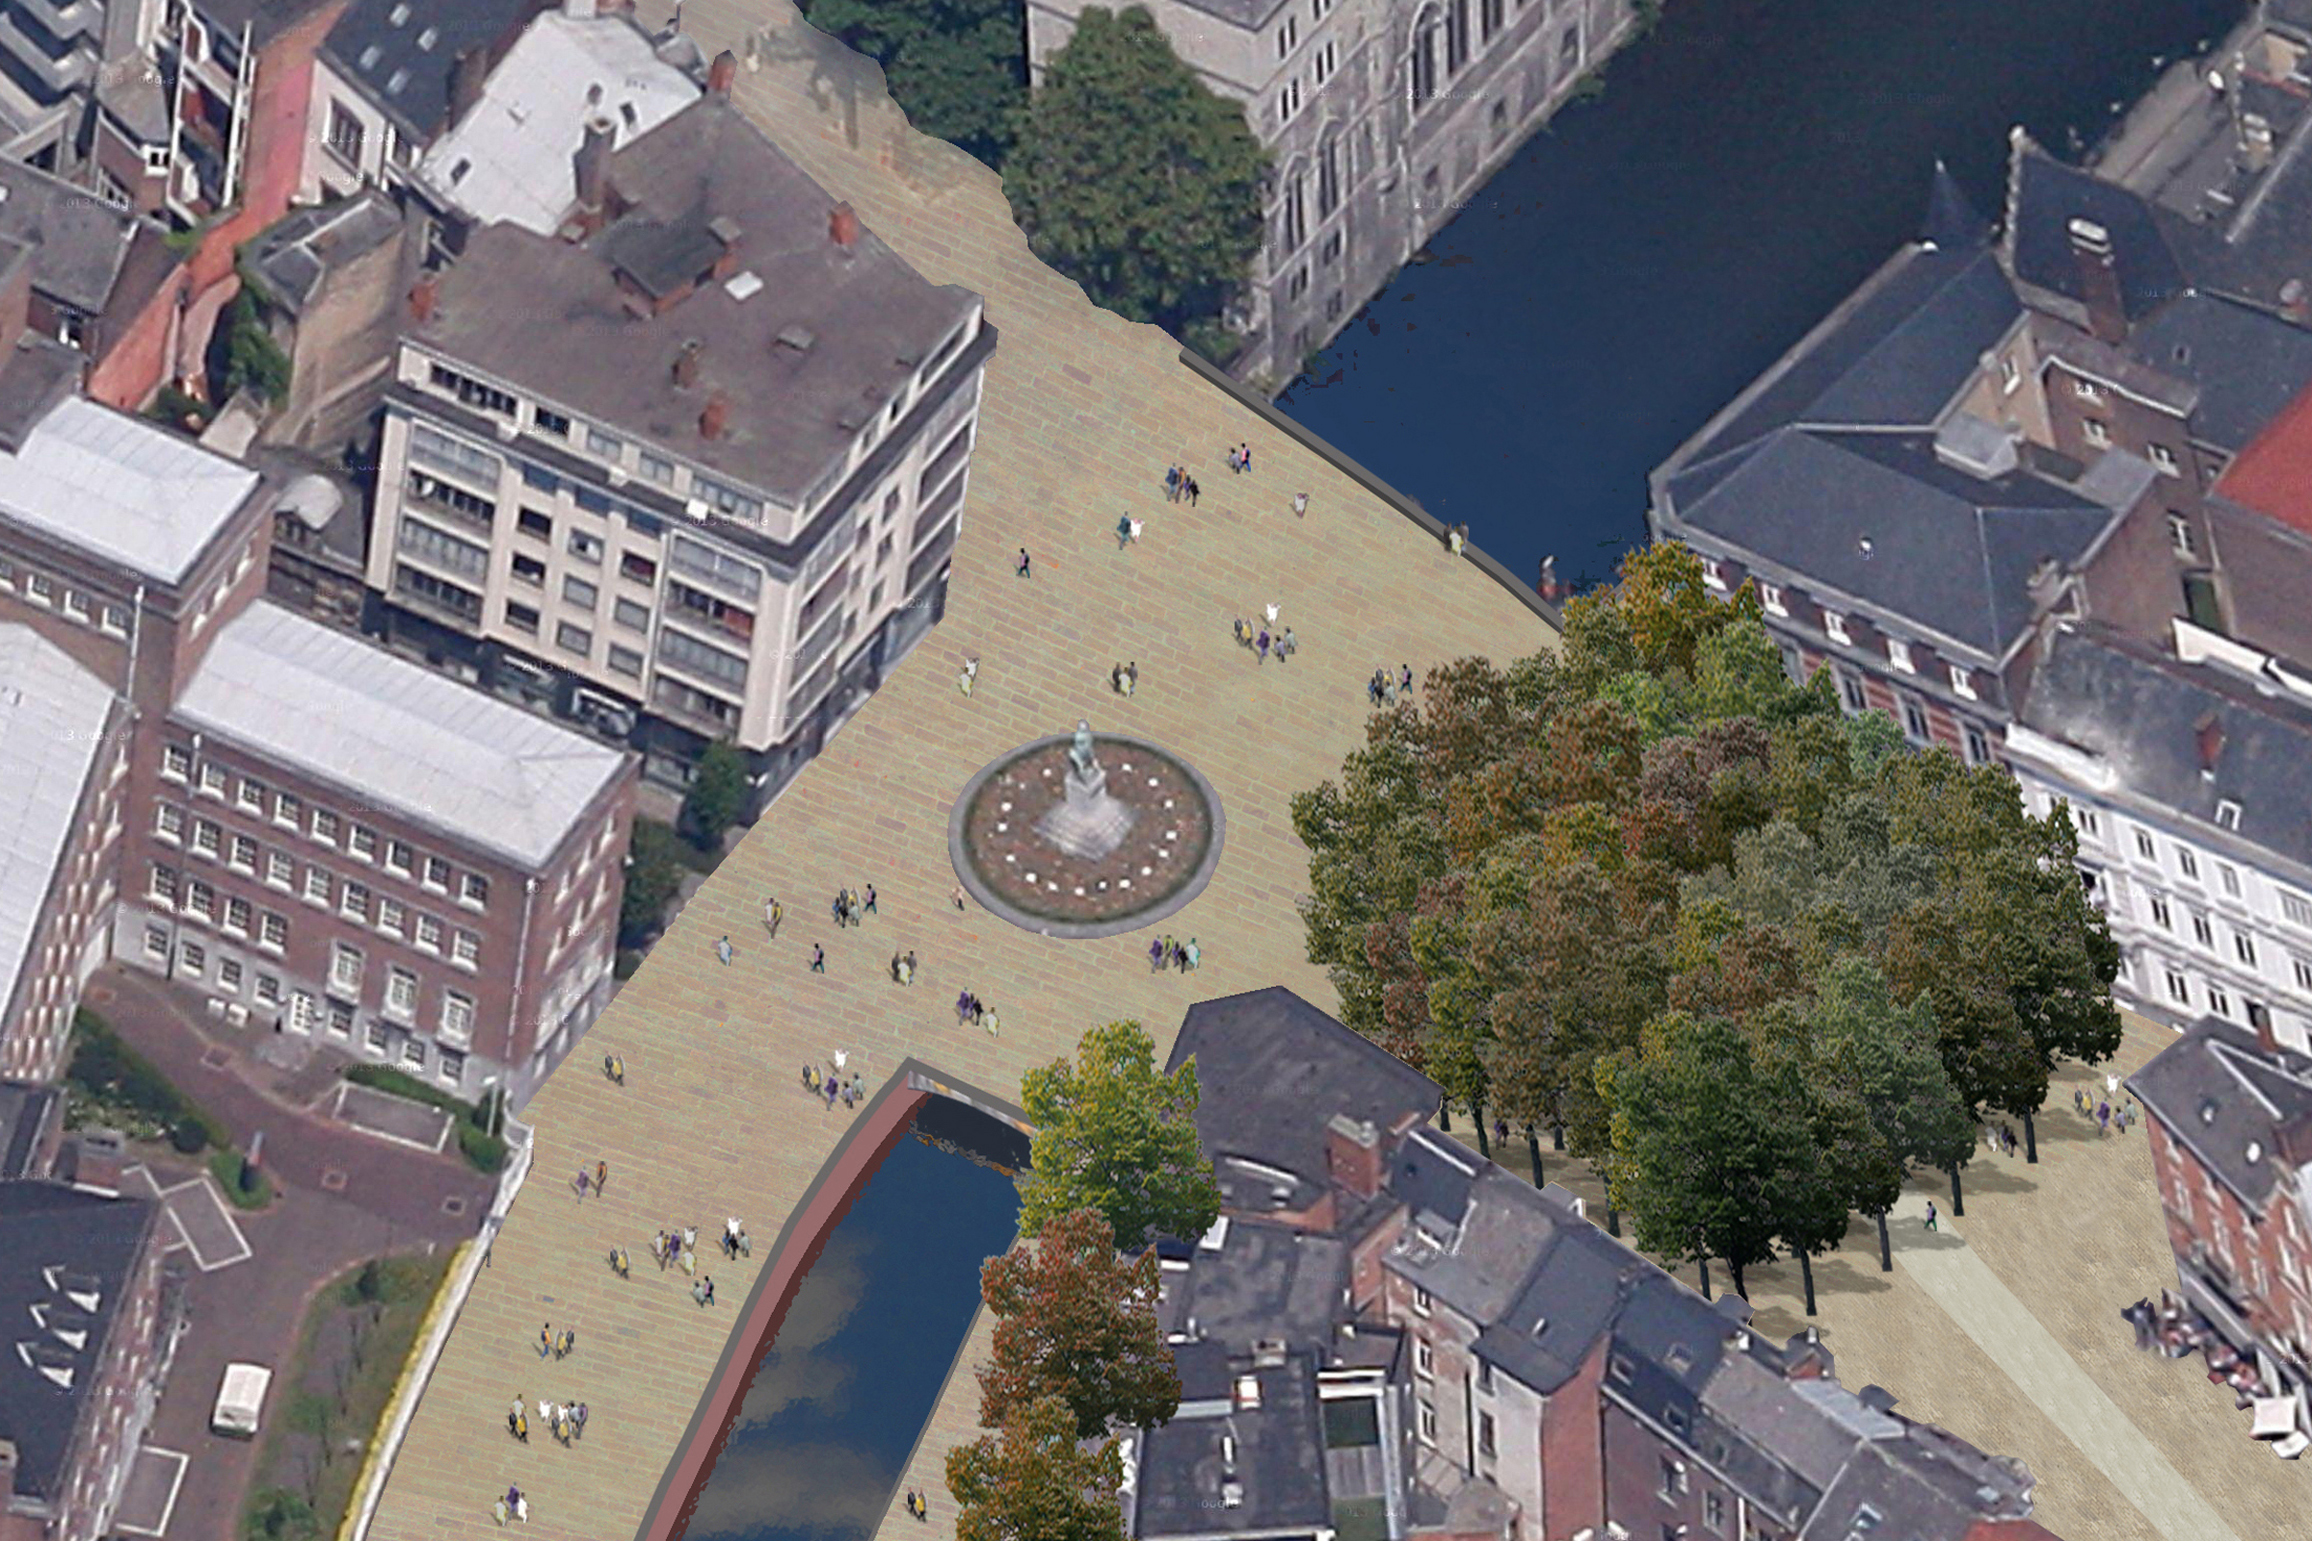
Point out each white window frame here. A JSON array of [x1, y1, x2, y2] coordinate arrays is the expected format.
[[1701, 557, 1726, 592], [385, 966, 419, 1023], [451, 930, 481, 970], [154, 805, 185, 844], [259, 912, 287, 952], [1886, 637, 1914, 674], [330, 943, 364, 995], [1758, 582, 1786, 616], [1823, 611, 1850, 646], [161, 745, 191, 782], [1948, 664, 1977, 701]]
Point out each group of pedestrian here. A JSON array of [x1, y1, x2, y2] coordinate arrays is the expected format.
[[1368, 664, 1414, 706], [601, 1052, 625, 1086], [1111, 660, 1140, 697], [536, 1322, 577, 1361], [692, 1275, 717, 1307], [1116, 513, 1146, 548], [1164, 464, 1201, 505], [1146, 936, 1201, 973], [832, 885, 875, 926], [803, 1061, 867, 1109], [958, 656, 980, 697], [762, 897, 783, 940], [653, 1227, 700, 1275], [573, 1159, 609, 1201], [2074, 1086, 2136, 1135], [494, 1483, 530, 1525], [607, 1246, 631, 1279], [721, 1217, 752, 1259], [889, 948, 919, 985], [1984, 1122, 2019, 1157], [903, 1489, 931, 1521], [1445, 522, 1471, 555], [1231, 618, 1295, 664], [1227, 442, 1253, 474], [954, 990, 1000, 1035]]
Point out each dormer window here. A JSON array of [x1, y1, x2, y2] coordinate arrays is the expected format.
[[1412, 1285, 1433, 1317], [1949, 664, 1977, 701], [1886, 638, 1914, 673], [1758, 582, 1786, 617], [2218, 800, 2242, 831], [1701, 556, 1725, 591], [1823, 611, 1851, 646]]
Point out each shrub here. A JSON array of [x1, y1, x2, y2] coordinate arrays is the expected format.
[[209, 1146, 272, 1210], [68, 1011, 227, 1146], [169, 1118, 210, 1155], [614, 948, 644, 981], [457, 1124, 507, 1174]]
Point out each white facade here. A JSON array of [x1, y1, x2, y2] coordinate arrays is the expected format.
[[300, 55, 408, 204]]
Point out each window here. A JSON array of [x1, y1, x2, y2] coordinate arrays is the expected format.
[[378, 898, 406, 938], [614, 598, 651, 631], [2150, 443, 2180, 476], [460, 873, 490, 910], [428, 364, 516, 416], [265, 851, 292, 888], [620, 551, 659, 584], [1447, 0, 1469, 73], [416, 914, 444, 953], [439, 1048, 467, 1086], [2210, 985, 2233, 1019], [100, 603, 129, 636], [1414, 1339, 1435, 1378], [1475, 1358, 1493, 1394], [365, 1019, 390, 1054], [2082, 417, 2110, 446], [510, 555, 547, 590], [185, 879, 216, 922], [1559, 24, 1578, 64], [330, 943, 364, 995], [2074, 378, 2106, 400], [229, 834, 258, 873], [2167, 967, 2190, 1003], [533, 407, 571, 438], [424, 856, 451, 891], [2217, 800, 2242, 832], [1758, 582, 1786, 616], [260, 912, 287, 951], [1411, 9, 1439, 108], [2150, 894, 2172, 930], [191, 820, 221, 858], [568, 530, 604, 564], [452, 929, 481, 966], [1706, 1491, 1726, 1533], [1412, 1285, 1432, 1316], [608, 645, 644, 678], [2295, 957, 2312, 992], [2221, 863, 2242, 897], [518, 509, 552, 541], [148, 864, 178, 906], [639, 452, 675, 485], [341, 881, 372, 923], [1886, 637, 1913, 673], [1282, 170, 1308, 253], [2179, 848, 2200, 881], [1480, 0, 1503, 41], [504, 601, 540, 636], [236, 777, 265, 813], [564, 575, 600, 609], [1839, 670, 1868, 713], [198, 763, 228, 798], [223, 896, 252, 936], [1901, 697, 1930, 742], [1417, 1401, 1437, 1445], [1823, 611, 1850, 645], [178, 942, 206, 978], [154, 805, 185, 844], [1477, 1410, 1496, 1459], [385, 841, 414, 877], [274, 791, 301, 828], [586, 427, 623, 460], [385, 967, 419, 1022], [162, 745, 191, 782], [1315, 39, 1338, 85], [257, 973, 282, 1006], [326, 100, 365, 163], [557, 623, 593, 657], [1701, 557, 1726, 591], [1276, 14, 1297, 56], [2238, 931, 2259, 967], [303, 867, 331, 905], [24, 573, 50, 605], [2137, 829, 2158, 861], [1660, 1457, 1688, 1499], [1963, 723, 1991, 765], [350, 826, 378, 862], [2169, 512, 2197, 557], [2193, 911, 2214, 948]]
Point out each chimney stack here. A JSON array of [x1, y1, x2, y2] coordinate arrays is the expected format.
[[573, 117, 616, 219], [673, 338, 702, 388], [448, 45, 491, 131], [1783, 1325, 1835, 1382], [700, 393, 728, 440], [708, 49, 737, 97], [2067, 217, 2129, 345], [1324, 1115, 1383, 1201], [830, 202, 859, 250], [408, 273, 440, 323], [2196, 712, 2224, 779], [2285, 279, 2312, 327]]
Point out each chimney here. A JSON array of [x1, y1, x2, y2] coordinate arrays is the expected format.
[[830, 202, 859, 250], [573, 117, 616, 218], [1783, 1325, 1835, 1382], [1325, 1115, 1382, 1201], [2242, 112, 2277, 173], [2067, 217, 2129, 344], [448, 45, 491, 131], [408, 273, 440, 323], [2285, 279, 2312, 326], [699, 393, 728, 440], [2196, 712, 2224, 779], [708, 49, 737, 97], [672, 338, 702, 388]]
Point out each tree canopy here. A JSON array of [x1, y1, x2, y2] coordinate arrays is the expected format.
[[798, 0, 1026, 167], [979, 1207, 1180, 1439], [1003, 7, 1268, 340], [1293, 544, 2120, 1292], [1017, 1020, 1222, 1250], [948, 1393, 1128, 1541]]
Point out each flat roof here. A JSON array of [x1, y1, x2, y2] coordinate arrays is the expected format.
[[171, 601, 628, 868], [0, 628, 113, 1031], [0, 396, 259, 583]]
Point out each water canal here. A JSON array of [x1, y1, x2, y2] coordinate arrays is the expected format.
[[1277, 0, 2247, 593], [672, 1097, 1025, 1541]]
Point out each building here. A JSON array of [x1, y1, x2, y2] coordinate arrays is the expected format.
[[258, 450, 370, 627], [1649, 173, 2162, 767], [2007, 619, 2312, 1049], [366, 80, 994, 809], [1023, 0, 1642, 392], [157, 0, 345, 222], [0, 156, 185, 411], [242, 190, 416, 450], [0, 1181, 172, 1541], [0, 1084, 61, 1182], [1134, 986, 2064, 1541], [404, 0, 699, 250], [0, 0, 171, 213], [2128, 1014, 2312, 1442]]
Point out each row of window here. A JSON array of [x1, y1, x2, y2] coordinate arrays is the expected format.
[[0, 559, 133, 633], [1824, 664, 1994, 764], [1717, 560, 1982, 703], [156, 748, 492, 909], [1411, 2, 1574, 113]]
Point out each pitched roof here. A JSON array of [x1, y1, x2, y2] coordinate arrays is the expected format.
[[0, 395, 260, 582], [1132, 1350, 1330, 1538], [0, 156, 171, 317], [194, 0, 339, 49], [1169, 1219, 1349, 1354], [2216, 377, 2312, 540], [2128, 1015, 2312, 1212], [0, 629, 114, 1027], [323, 0, 542, 143], [2015, 623, 2312, 869], [1471, 1220, 1632, 1393], [2120, 292, 2312, 452], [247, 192, 406, 318], [412, 9, 698, 237], [2004, 150, 2188, 325], [412, 96, 979, 510], [0, 1182, 159, 1505], [1388, 1160, 1561, 1322], [1168, 988, 1440, 1198], [171, 601, 628, 868]]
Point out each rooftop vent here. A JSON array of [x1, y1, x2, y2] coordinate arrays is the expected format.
[[417, 26, 437, 49], [1234, 1374, 1262, 1410], [776, 326, 816, 354], [388, 1, 409, 24], [387, 68, 410, 95], [1220, 1481, 1245, 1509], [2249, 1140, 2265, 1164], [2201, 1097, 2220, 1126], [724, 272, 763, 301], [359, 44, 383, 68]]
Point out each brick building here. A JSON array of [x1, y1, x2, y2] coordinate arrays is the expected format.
[[1132, 987, 2063, 1541], [0, 1181, 173, 1541]]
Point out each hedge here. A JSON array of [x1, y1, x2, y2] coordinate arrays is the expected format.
[[342, 1064, 507, 1173], [67, 1010, 229, 1148]]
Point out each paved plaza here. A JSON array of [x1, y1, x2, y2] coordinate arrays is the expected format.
[[362, 5, 2300, 1539]]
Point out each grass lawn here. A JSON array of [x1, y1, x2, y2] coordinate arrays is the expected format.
[[238, 1250, 453, 1541]]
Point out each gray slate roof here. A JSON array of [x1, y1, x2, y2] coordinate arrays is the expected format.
[[323, 0, 542, 143], [2125, 291, 2312, 452], [0, 1182, 158, 1506], [1170, 1219, 1348, 1354], [0, 156, 169, 316], [194, 0, 336, 48], [0, 395, 260, 582], [1133, 1351, 1329, 1539], [248, 192, 406, 318], [2017, 623, 2312, 869], [1168, 987, 1440, 1199], [2006, 150, 2188, 324], [171, 601, 628, 869], [2128, 1015, 2312, 1213], [1471, 1220, 1633, 1393], [0, 1082, 55, 1181], [410, 95, 979, 508], [0, 628, 114, 1029], [1389, 1158, 1561, 1323]]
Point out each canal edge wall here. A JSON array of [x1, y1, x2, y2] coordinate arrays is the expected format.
[[1178, 351, 1568, 636]]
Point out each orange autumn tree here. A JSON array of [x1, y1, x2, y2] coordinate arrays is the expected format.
[[977, 1206, 1180, 1440], [947, 1392, 1127, 1541]]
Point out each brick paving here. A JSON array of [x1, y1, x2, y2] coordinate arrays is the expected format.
[[361, 3, 1554, 1536]]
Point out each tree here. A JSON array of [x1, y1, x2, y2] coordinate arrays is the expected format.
[[1596, 1010, 1829, 1300], [619, 819, 686, 945], [1018, 1021, 1221, 1250], [798, 0, 1026, 166], [682, 742, 751, 850], [1004, 7, 1268, 339], [242, 1488, 320, 1541], [979, 1208, 1180, 1439], [949, 1394, 1128, 1541]]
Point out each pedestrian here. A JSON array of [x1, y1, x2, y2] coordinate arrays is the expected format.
[[538, 1324, 552, 1358], [1281, 627, 1296, 659], [1293, 491, 1309, 517], [1495, 1117, 1509, 1144], [764, 898, 782, 939], [865, 884, 877, 916], [595, 1160, 607, 1196], [574, 1403, 587, 1440], [959, 663, 974, 696], [1117, 512, 1134, 549], [716, 935, 732, 966], [956, 989, 973, 1025], [1125, 661, 1139, 696], [1150, 937, 1166, 972], [891, 951, 905, 984], [704, 1277, 716, 1306], [2097, 1101, 2111, 1136], [514, 1494, 529, 1524], [1185, 938, 1201, 971], [1227, 444, 1241, 473], [1129, 516, 1144, 545], [1265, 602, 1280, 626], [1257, 630, 1271, 663], [610, 1246, 629, 1278], [811, 943, 825, 973], [969, 993, 984, 1025], [1400, 664, 1413, 695], [953, 884, 968, 910], [1924, 1201, 1939, 1233], [985, 1007, 1001, 1036], [825, 1077, 840, 1109], [1165, 465, 1179, 500], [1112, 661, 1125, 695], [558, 1327, 575, 1359], [693, 1278, 710, 1306], [1187, 476, 1199, 507], [804, 1064, 820, 1092], [1016, 547, 1031, 578], [1242, 443, 1252, 473], [904, 949, 917, 983], [603, 1052, 624, 1085], [1231, 617, 1247, 648], [574, 1167, 590, 1198]]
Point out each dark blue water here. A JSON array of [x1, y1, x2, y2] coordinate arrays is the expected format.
[[1277, 0, 2246, 593], [679, 1129, 1021, 1541]]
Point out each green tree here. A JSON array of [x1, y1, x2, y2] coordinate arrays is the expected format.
[[619, 819, 687, 945], [242, 1488, 320, 1541], [979, 1207, 1179, 1438], [212, 277, 290, 405], [798, 0, 1026, 166], [1018, 1021, 1221, 1251], [680, 742, 751, 850], [948, 1394, 1128, 1541], [1004, 7, 1268, 339]]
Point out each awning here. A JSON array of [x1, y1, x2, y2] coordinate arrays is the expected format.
[[2251, 1393, 2298, 1439]]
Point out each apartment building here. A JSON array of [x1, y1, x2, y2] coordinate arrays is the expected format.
[[2130, 1014, 2312, 1442], [1023, 0, 1642, 389], [0, 0, 170, 210], [366, 82, 994, 810], [0, 1181, 172, 1541], [2008, 619, 2312, 1052]]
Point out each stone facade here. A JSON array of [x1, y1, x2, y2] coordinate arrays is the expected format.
[[1022, 0, 1642, 391]]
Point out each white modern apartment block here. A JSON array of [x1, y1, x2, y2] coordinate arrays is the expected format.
[[2009, 618, 2312, 1052], [1023, 0, 1642, 389], [365, 84, 994, 811]]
